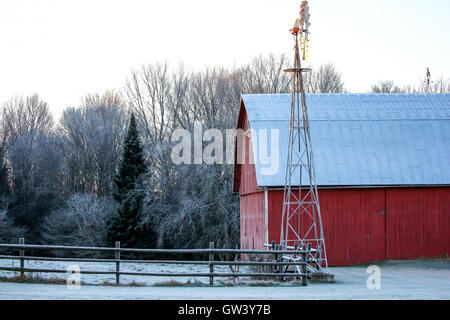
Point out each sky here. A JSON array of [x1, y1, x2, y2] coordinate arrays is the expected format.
[[0, 0, 449, 117]]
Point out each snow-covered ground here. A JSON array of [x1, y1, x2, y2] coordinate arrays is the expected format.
[[0, 257, 252, 286], [0, 258, 448, 299]]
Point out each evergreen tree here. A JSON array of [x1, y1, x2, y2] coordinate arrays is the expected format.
[[107, 113, 148, 248]]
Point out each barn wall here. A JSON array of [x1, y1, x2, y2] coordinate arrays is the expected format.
[[259, 187, 449, 266], [236, 105, 268, 251], [240, 192, 265, 250], [239, 148, 258, 196], [267, 189, 387, 266], [386, 187, 449, 260]]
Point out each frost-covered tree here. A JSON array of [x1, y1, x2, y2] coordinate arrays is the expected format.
[[58, 91, 126, 197], [1, 94, 60, 242], [1, 94, 53, 148], [42, 193, 116, 255]]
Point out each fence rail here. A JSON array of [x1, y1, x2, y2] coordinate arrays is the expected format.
[[0, 238, 311, 286]]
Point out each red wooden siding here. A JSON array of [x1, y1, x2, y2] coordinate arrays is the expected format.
[[239, 134, 258, 195], [267, 189, 388, 266], [386, 187, 449, 260], [241, 187, 449, 266], [424, 188, 450, 257], [361, 190, 386, 263], [235, 111, 259, 196]]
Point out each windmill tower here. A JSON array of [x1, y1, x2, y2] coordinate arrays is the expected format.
[[279, 1, 329, 275]]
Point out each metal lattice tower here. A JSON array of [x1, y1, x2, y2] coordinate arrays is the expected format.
[[280, 1, 328, 273]]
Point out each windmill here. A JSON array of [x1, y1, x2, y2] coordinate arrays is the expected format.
[[279, 1, 331, 279]]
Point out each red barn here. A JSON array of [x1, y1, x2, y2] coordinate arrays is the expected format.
[[233, 93, 449, 266]]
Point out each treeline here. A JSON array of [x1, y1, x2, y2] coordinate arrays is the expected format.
[[371, 77, 450, 94], [0, 54, 448, 253]]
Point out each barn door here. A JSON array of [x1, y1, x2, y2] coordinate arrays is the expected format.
[[385, 189, 427, 259], [318, 189, 387, 266], [362, 189, 386, 262]]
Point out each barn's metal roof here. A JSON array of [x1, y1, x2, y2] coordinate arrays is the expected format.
[[240, 93, 450, 187]]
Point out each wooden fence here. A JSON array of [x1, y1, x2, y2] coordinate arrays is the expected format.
[[0, 238, 311, 286]]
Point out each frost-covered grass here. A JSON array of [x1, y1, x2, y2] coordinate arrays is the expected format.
[[0, 258, 448, 299], [0, 258, 253, 286], [0, 274, 67, 285]]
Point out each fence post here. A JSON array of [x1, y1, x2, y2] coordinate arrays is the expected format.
[[276, 244, 282, 272], [271, 241, 276, 274], [19, 237, 25, 279], [301, 244, 307, 286], [115, 241, 120, 285], [209, 242, 214, 286], [233, 244, 239, 284]]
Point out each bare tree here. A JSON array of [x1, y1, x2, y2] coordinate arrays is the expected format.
[[0, 94, 59, 241], [1, 94, 53, 149], [1, 94, 57, 196], [1, 94, 55, 194], [303, 63, 345, 93], [371, 76, 450, 94], [371, 80, 406, 93], [59, 91, 127, 196], [240, 54, 291, 94], [9, 131, 63, 194], [124, 63, 173, 145], [188, 67, 241, 129], [417, 75, 450, 93], [167, 64, 192, 130]]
